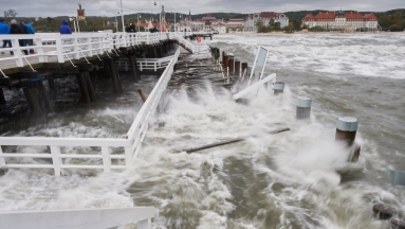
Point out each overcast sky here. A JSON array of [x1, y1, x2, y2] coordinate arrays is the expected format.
[[2, 0, 404, 17]]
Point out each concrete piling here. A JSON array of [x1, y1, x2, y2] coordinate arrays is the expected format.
[[46, 75, 56, 98], [335, 117, 358, 147], [137, 89, 147, 103], [273, 81, 285, 95], [335, 116, 361, 161], [296, 96, 312, 120]]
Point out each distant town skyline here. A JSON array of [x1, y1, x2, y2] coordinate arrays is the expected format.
[[2, 0, 404, 18]]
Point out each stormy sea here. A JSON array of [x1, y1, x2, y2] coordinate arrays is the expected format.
[[0, 32, 404, 229]]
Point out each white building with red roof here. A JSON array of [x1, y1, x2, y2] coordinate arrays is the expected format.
[[303, 11, 378, 31]]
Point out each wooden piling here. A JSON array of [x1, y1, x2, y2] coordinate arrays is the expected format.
[[153, 45, 159, 58], [127, 55, 140, 81], [137, 89, 147, 103], [296, 96, 312, 120], [23, 81, 49, 115], [227, 54, 235, 75], [105, 59, 123, 94], [235, 58, 241, 78], [222, 52, 229, 70], [0, 88, 6, 105], [241, 62, 248, 78]]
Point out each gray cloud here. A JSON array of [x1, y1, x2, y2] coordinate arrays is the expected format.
[[1, 0, 404, 17]]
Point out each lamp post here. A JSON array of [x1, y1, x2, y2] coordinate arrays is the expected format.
[[119, 0, 125, 32], [69, 17, 77, 33], [137, 14, 141, 32], [114, 13, 119, 32]]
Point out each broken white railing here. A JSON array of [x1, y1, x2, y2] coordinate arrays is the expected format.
[[137, 53, 177, 71], [125, 48, 180, 161], [0, 48, 180, 176], [0, 207, 156, 229]]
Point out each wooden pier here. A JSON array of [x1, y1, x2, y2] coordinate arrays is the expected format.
[[0, 32, 211, 114]]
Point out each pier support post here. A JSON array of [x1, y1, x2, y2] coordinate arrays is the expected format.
[[153, 45, 159, 58], [46, 75, 56, 98], [222, 52, 229, 70], [235, 58, 241, 78], [159, 42, 164, 57], [77, 64, 96, 103], [227, 54, 235, 75], [335, 116, 361, 161], [127, 55, 140, 81], [0, 88, 6, 105], [241, 62, 248, 78], [273, 81, 285, 95], [296, 96, 312, 120], [23, 81, 49, 115], [105, 59, 123, 94]]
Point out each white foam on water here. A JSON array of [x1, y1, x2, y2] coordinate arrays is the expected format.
[[209, 33, 405, 79]]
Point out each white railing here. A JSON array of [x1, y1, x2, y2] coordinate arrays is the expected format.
[[0, 32, 208, 73], [0, 207, 156, 229], [116, 52, 177, 72], [137, 54, 176, 71], [0, 48, 181, 176], [125, 48, 180, 162]]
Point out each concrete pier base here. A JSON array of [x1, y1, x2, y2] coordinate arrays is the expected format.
[[273, 81, 285, 95], [335, 116, 361, 161]]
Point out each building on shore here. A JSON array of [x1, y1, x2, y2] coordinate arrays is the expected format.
[[302, 11, 379, 32], [244, 12, 289, 32]]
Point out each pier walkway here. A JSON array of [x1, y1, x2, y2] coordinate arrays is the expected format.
[[0, 31, 210, 75]]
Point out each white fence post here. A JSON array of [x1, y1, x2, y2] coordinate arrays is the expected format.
[[0, 146, 5, 167], [50, 146, 62, 177], [101, 146, 111, 173], [55, 34, 64, 63], [137, 219, 152, 229], [125, 146, 132, 169]]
